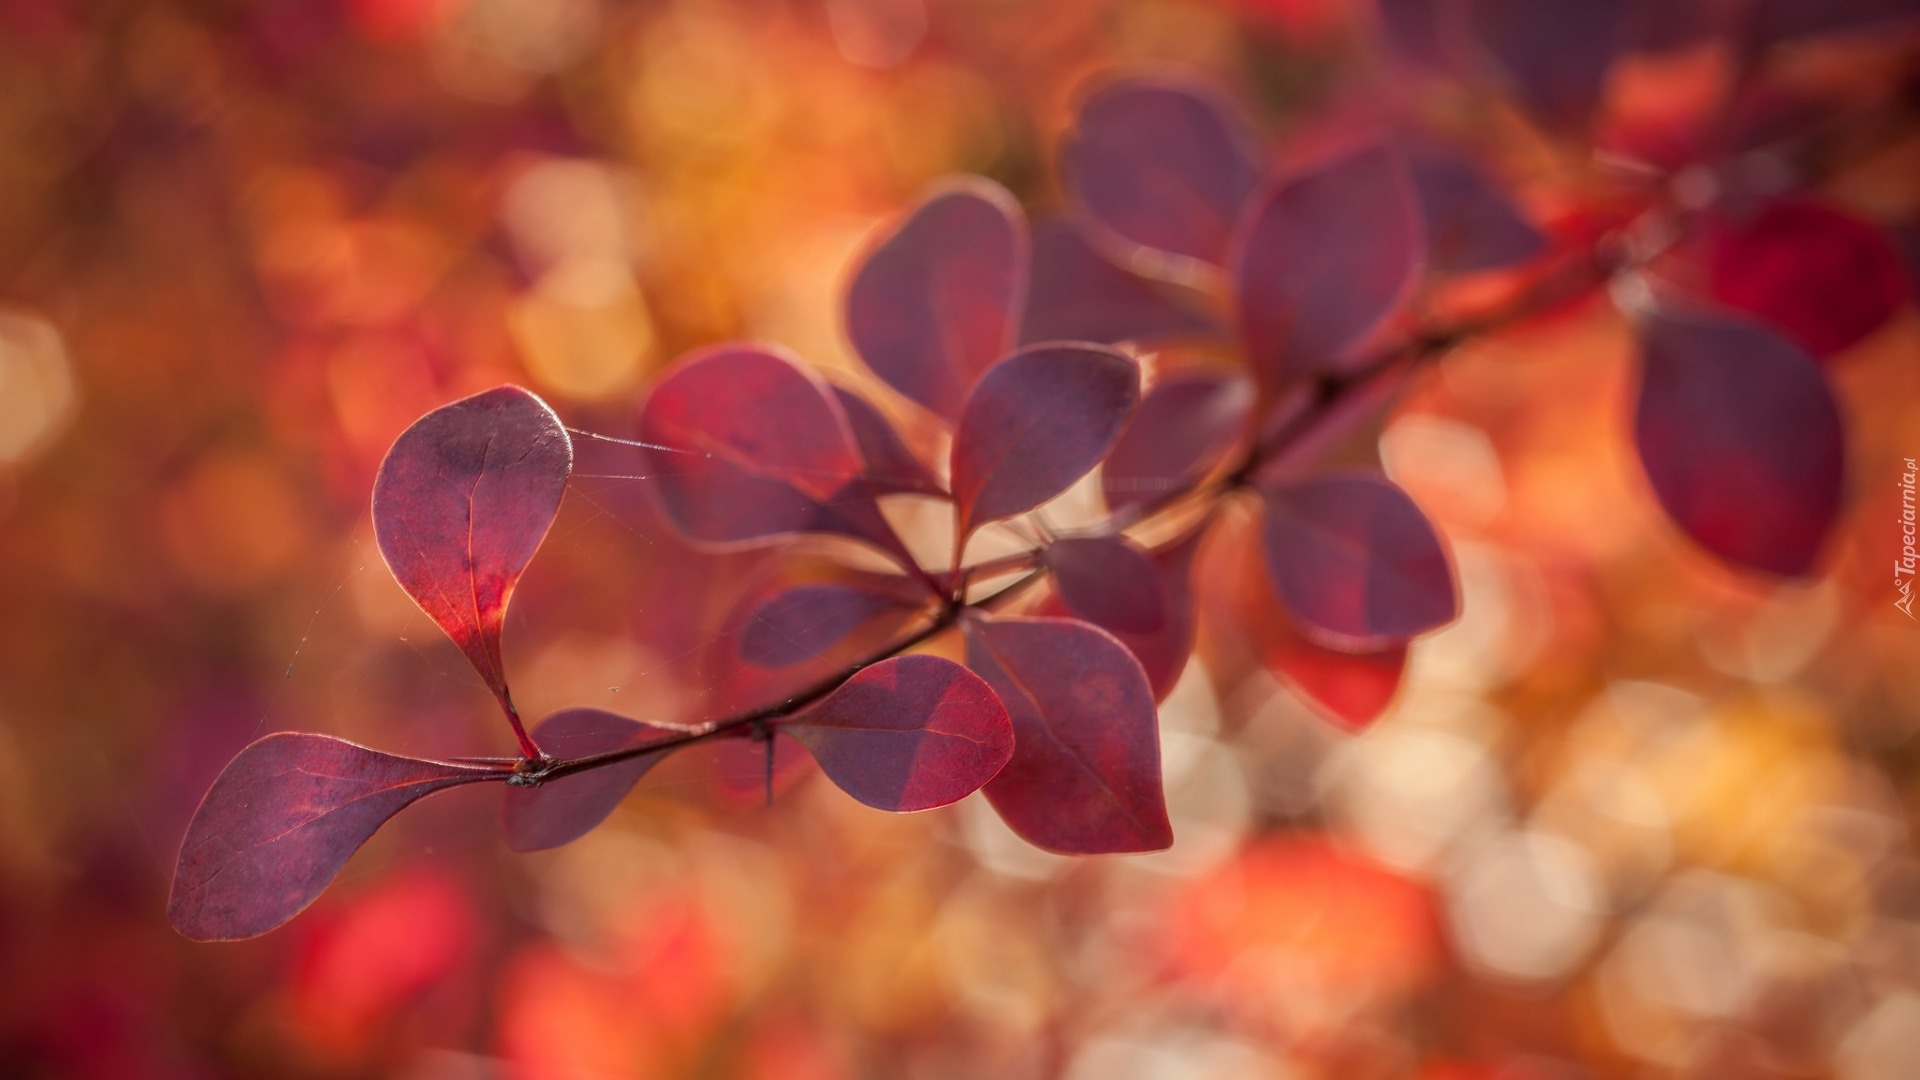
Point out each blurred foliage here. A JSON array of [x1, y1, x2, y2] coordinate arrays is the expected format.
[[1, 0, 1918, 1077]]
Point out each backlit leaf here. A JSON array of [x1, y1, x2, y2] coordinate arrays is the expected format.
[[170, 734, 503, 941], [1233, 145, 1423, 392], [1259, 471, 1457, 648], [737, 580, 929, 669], [502, 710, 681, 852], [1020, 218, 1223, 347], [1633, 308, 1845, 577], [963, 615, 1172, 854], [1045, 536, 1169, 636], [1101, 368, 1253, 513], [1707, 198, 1907, 359], [785, 654, 1013, 812], [846, 179, 1026, 421], [1061, 77, 1264, 266], [1265, 619, 1408, 730], [1407, 141, 1545, 276], [950, 344, 1140, 542], [372, 385, 571, 712], [830, 384, 945, 496]]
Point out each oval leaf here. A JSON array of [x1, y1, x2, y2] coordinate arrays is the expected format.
[[951, 344, 1141, 541], [1102, 368, 1254, 513], [1259, 471, 1457, 647], [963, 615, 1172, 854], [1233, 145, 1424, 392], [1407, 141, 1545, 276], [738, 580, 927, 669], [170, 734, 502, 941], [1039, 532, 1201, 702], [372, 385, 572, 709], [846, 180, 1027, 421], [502, 710, 682, 852], [1462, 0, 1629, 129], [1708, 198, 1907, 359], [1633, 308, 1845, 577], [1062, 78, 1264, 267], [1021, 218, 1224, 348], [1266, 622, 1408, 730], [830, 384, 945, 496], [785, 654, 1013, 812], [1046, 536, 1169, 635]]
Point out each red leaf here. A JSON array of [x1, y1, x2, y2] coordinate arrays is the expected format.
[[1461, 0, 1629, 129], [1264, 619, 1408, 730], [1062, 77, 1264, 267], [950, 343, 1141, 542], [784, 655, 1013, 812], [502, 710, 680, 852], [1633, 308, 1845, 577], [737, 580, 928, 669], [830, 384, 945, 496], [1101, 368, 1254, 513], [1039, 533, 1202, 702], [372, 385, 571, 713], [1232, 145, 1423, 392], [1406, 141, 1545, 276], [1708, 198, 1908, 359], [169, 734, 502, 941], [1750, 0, 1920, 45], [845, 180, 1027, 421], [1045, 536, 1169, 635], [1259, 471, 1457, 648], [1020, 218, 1223, 347], [963, 615, 1172, 853], [639, 344, 862, 507]]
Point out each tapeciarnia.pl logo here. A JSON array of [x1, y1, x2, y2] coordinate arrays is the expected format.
[[1900, 457, 1917, 619]]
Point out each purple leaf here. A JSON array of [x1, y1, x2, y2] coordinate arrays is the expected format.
[[1633, 308, 1845, 577], [1750, 0, 1920, 45], [1233, 145, 1424, 392], [1020, 218, 1224, 347], [1461, 0, 1630, 128], [1406, 141, 1545, 275], [1045, 536, 1169, 635], [830, 384, 945, 496], [1039, 533, 1201, 701], [950, 344, 1141, 542], [785, 655, 1014, 812], [1062, 77, 1264, 267], [963, 615, 1172, 854], [845, 179, 1027, 421], [1259, 471, 1457, 648], [1374, 0, 1454, 68], [372, 386, 572, 715], [1101, 369, 1254, 513], [502, 710, 681, 852], [737, 580, 928, 668], [169, 733, 503, 941]]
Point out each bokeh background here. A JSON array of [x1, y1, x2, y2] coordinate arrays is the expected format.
[[3, 0, 1920, 1076]]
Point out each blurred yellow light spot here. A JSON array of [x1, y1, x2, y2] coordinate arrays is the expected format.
[[159, 448, 312, 594], [510, 258, 657, 402], [0, 311, 75, 467], [501, 158, 641, 274], [1446, 827, 1603, 984]]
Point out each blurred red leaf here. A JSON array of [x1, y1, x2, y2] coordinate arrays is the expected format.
[[1708, 198, 1908, 359], [1265, 618, 1408, 730], [964, 615, 1172, 853], [846, 180, 1027, 421], [1750, 0, 1920, 44], [1020, 217, 1224, 347], [1101, 368, 1254, 513], [372, 385, 571, 718], [1233, 144, 1423, 392], [829, 383, 945, 496], [785, 654, 1013, 812], [502, 710, 682, 852], [1045, 536, 1169, 635], [1461, 0, 1629, 129], [170, 734, 502, 941], [1406, 140, 1545, 275], [292, 868, 475, 1051], [1633, 307, 1845, 577], [951, 343, 1141, 543], [1259, 471, 1457, 648], [1040, 532, 1202, 701], [736, 579, 929, 669], [1061, 77, 1264, 267]]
